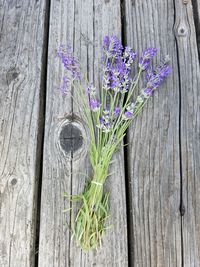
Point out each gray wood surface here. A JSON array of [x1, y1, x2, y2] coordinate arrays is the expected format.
[[1, 1, 200, 266], [192, 0, 200, 55], [0, 1, 47, 266], [38, 0, 128, 266], [124, 0, 182, 266], [174, 0, 200, 266]]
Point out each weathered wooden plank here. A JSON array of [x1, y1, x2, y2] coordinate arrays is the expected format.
[[192, 0, 200, 56], [124, 0, 182, 266], [0, 1, 47, 266], [174, 1, 200, 266], [39, 0, 128, 266]]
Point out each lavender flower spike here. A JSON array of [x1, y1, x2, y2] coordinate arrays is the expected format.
[[123, 46, 137, 69], [139, 47, 157, 70], [89, 98, 101, 112], [146, 63, 172, 89], [103, 35, 123, 59], [57, 45, 81, 80], [114, 107, 121, 116], [103, 36, 110, 50], [124, 110, 133, 120], [144, 88, 153, 95], [60, 76, 70, 95]]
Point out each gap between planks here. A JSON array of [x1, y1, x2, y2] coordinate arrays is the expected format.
[[34, 0, 51, 266]]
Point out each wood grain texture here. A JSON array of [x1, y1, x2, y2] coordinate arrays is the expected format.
[[192, 0, 200, 56], [124, 0, 182, 266], [0, 0, 47, 266], [38, 0, 128, 266], [174, 1, 200, 266]]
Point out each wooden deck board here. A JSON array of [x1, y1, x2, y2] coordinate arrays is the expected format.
[[192, 0, 200, 56], [38, 1, 128, 266], [0, 1, 47, 266], [174, 0, 200, 266], [124, 0, 182, 266]]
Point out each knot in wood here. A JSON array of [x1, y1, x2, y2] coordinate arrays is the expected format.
[[11, 178, 17, 185], [182, 0, 189, 4], [60, 123, 83, 153], [6, 68, 20, 85], [57, 114, 88, 160], [177, 26, 187, 37]]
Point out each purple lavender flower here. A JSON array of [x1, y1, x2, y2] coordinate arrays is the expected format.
[[115, 58, 127, 75], [103, 58, 131, 92], [97, 109, 113, 132], [104, 122, 111, 128], [99, 117, 105, 124], [120, 75, 131, 93], [114, 107, 121, 116], [146, 63, 172, 89], [60, 76, 70, 95], [110, 73, 120, 90], [139, 48, 157, 70], [103, 66, 119, 90], [87, 84, 97, 97], [123, 47, 137, 70], [89, 98, 101, 111], [102, 38, 136, 93], [58, 45, 81, 80], [144, 88, 153, 95], [122, 103, 136, 120], [110, 36, 123, 57], [103, 36, 110, 50], [124, 111, 133, 119], [146, 67, 153, 81], [124, 46, 137, 60], [103, 36, 123, 59], [97, 117, 112, 133]]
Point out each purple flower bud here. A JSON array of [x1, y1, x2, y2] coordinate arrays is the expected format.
[[89, 98, 101, 111], [144, 88, 153, 95], [103, 36, 110, 49], [103, 36, 123, 59], [123, 47, 137, 70], [110, 75, 120, 89], [146, 63, 172, 89], [115, 58, 127, 75], [124, 110, 133, 119], [87, 84, 96, 96], [114, 107, 121, 116], [110, 36, 123, 56], [105, 122, 111, 128], [60, 76, 70, 95], [58, 45, 81, 80], [99, 117, 105, 124], [139, 47, 157, 70], [97, 116, 112, 132]]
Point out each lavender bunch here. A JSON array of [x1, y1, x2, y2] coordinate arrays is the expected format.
[[58, 36, 171, 251]]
